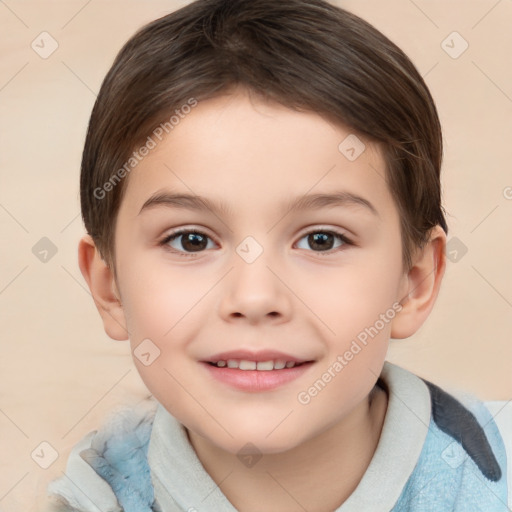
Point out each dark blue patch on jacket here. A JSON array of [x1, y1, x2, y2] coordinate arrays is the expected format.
[[421, 379, 502, 482]]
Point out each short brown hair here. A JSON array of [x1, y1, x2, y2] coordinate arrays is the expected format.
[[80, 0, 448, 276]]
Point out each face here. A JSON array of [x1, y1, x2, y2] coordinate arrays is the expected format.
[[112, 89, 408, 455]]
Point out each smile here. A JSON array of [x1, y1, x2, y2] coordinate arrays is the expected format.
[[202, 360, 315, 392], [208, 359, 305, 370]]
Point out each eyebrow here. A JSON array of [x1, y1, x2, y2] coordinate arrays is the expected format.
[[138, 189, 379, 218]]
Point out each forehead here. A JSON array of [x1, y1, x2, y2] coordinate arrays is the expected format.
[[119, 90, 396, 223]]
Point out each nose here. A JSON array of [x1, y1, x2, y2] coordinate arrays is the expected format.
[[218, 251, 292, 326]]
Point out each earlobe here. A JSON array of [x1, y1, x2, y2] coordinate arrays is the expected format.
[[391, 225, 447, 339], [77, 235, 129, 341]]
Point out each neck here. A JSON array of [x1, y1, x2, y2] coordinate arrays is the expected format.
[[187, 383, 388, 512]]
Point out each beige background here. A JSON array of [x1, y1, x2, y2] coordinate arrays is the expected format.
[[1, 1, 511, 510]]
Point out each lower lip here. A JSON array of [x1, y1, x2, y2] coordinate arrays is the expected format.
[[202, 361, 315, 392]]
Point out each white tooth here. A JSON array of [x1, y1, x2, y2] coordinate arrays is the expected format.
[[216, 360, 226, 367], [238, 359, 256, 370], [274, 360, 286, 370], [239, 359, 257, 370], [285, 361, 296, 368], [227, 359, 239, 368], [256, 360, 274, 371]]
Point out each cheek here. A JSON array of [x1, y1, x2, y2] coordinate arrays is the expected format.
[[296, 254, 402, 341], [118, 251, 199, 337], [117, 258, 204, 411]]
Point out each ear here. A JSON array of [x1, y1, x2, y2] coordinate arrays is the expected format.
[[77, 234, 129, 341], [391, 225, 447, 339]]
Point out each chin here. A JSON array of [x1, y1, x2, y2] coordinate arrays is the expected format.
[[209, 424, 306, 456]]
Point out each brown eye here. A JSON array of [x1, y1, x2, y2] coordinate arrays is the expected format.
[[295, 230, 351, 254], [179, 232, 208, 252], [161, 230, 215, 256], [308, 232, 335, 251]]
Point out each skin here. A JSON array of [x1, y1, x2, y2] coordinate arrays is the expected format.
[[79, 87, 446, 511]]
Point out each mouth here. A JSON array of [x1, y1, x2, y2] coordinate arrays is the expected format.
[[206, 359, 311, 370], [201, 355, 316, 392]]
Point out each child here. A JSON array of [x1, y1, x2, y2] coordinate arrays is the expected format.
[[46, 0, 509, 510]]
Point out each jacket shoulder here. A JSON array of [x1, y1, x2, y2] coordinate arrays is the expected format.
[[422, 378, 503, 482], [47, 397, 158, 512]]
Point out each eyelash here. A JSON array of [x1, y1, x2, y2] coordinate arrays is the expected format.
[[158, 227, 354, 258]]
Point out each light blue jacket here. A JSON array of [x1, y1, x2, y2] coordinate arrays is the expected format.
[[47, 362, 509, 511]]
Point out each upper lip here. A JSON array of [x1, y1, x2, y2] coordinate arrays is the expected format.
[[204, 349, 313, 364]]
